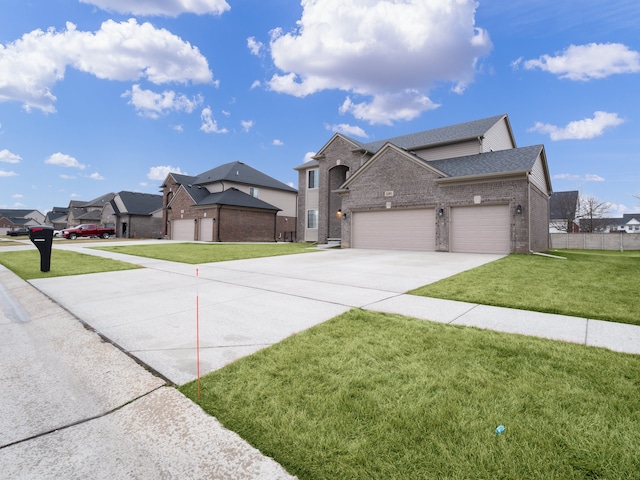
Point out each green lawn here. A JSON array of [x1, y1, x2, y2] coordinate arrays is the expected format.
[[180, 309, 640, 479], [94, 242, 316, 264], [410, 250, 640, 326], [0, 249, 140, 280]]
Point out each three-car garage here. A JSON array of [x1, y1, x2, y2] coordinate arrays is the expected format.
[[351, 205, 511, 254]]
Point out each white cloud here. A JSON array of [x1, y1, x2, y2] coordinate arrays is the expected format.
[[60, 174, 76, 179], [0, 170, 18, 177], [250, 80, 261, 89], [528, 112, 624, 140], [272, 139, 284, 146], [267, 0, 491, 124], [45, 152, 86, 169], [327, 123, 368, 138], [303, 151, 316, 163], [79, 0, 230, 17], [13, 202, 25, 207], [147, 165, 187, 181], [172, 124, 184, 132], [88, 172, 104, 180], [241, 120, 254, 132], [0, 19, 213, 112], [552, 173, 605, 182], [123, 84, 203, 118], [12, 193, 23, 198], [200, 107, 228, 134], [523, 43, 640, 81], [339, 91, 439, 125], [0, 149, 22, 163], [247, 37, 264, 56]]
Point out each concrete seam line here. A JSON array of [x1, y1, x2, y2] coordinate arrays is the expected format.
[[0, 385, 166, 450], [449, 304, 480, 324], [26, 284, 176, 387]]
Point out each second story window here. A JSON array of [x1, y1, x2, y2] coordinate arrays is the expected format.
[[308, 169, 319, 189], [250, 187, 259, 198]]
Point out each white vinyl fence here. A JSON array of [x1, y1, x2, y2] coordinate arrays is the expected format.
[[549, 233, 640, 251]]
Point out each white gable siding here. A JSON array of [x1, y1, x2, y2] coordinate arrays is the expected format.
[[482, 119, 515, 152], [529, 157, 548, 193], [414, 139, 481, 161]]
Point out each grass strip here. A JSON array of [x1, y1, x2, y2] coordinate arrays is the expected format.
[[0, 249, 140, 280], [94, 242, 316, 264], [410, 250, 640, 326], [180, 310, 640, 479]]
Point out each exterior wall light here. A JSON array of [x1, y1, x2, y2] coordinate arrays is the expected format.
[[516, 204, 523, 215], [438, 208, 444, 217], [342, 212, 348, 220], [337, 209, 343, 218]]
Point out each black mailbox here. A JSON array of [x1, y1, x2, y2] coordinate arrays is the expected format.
[[29, 226, 54, 272]]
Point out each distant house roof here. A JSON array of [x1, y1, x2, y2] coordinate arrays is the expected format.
[[165, 161, 296, 193], [113, 191, 163, 215], [354, 114, 509, 154], [76, 210, 102, 221], [181, 186, 280, 211], [85, 192, 115, 208], [549, 191, 579, 219]]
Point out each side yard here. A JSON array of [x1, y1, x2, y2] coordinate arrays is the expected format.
[[410, 250, 640, 326]]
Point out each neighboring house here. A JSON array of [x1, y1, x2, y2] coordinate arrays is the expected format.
[[549, 191, 579, 233], [295, 114, 552, 254], [0, 208, 45, 235], [44, 207, 70, 230], [161, 161, 297, 242], [101, 191, 163, 239], [581, 213, 640, 233], [66, 193, 115, 227]]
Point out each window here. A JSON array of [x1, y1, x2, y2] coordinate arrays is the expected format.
[[308, 169, 319, 189], [307, 209, 318, 229], [249, 187, 259, 198]]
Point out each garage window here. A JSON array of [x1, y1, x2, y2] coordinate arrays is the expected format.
[[307, 209, 318, 229]]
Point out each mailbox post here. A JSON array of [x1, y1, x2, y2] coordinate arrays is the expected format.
[[29, 226, 54, 272]]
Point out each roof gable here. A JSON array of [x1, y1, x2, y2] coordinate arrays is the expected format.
[[342, 143, 446, 189], [314, 133, 364, 158]]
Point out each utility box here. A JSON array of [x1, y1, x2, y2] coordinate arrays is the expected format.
[[29, 226, 54, 272]]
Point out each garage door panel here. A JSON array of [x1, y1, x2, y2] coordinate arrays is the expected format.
[[451, 205, 510, 254], [353, 209, 435, 251], [172, 219, 194, 241], [199, 218, 214, 242]]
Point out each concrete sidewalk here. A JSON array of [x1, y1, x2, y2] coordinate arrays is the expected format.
[[2, 241, 639, 478], [0, 262, 296, 479]]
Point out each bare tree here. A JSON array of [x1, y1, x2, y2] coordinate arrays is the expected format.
[[577, 195, 610, 232]]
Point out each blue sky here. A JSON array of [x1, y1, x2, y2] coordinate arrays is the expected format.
[[1, 0, 638, 216]]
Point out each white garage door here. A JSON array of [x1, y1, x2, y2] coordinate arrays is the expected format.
[[199, 218, 214, 242], [450, 205, 510, 254], [352, 209, 435, 251], [172, 219, 194, 241]]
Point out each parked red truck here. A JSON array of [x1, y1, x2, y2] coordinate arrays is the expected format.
[[61, 224, 115, 239]]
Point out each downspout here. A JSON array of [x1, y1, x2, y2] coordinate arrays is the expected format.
[[217, 205, 222, 242], [528, 173, 532, 253], [274, 212, 278, 242]]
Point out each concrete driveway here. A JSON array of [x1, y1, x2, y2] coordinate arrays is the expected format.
[[30, 246, 503, 385]]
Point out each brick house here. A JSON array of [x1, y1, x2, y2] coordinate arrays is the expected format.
[[161, 161, 297, 242], [295, 114, 552, 254], [101, 191, 163, 239]]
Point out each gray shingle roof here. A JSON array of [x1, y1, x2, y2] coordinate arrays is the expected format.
[[116, 191, 163, 215], [184, 186, 280, 210], [357, 114, 507, 153], [549, 191, 579, 218], [193, 161, 297, 193], [429, 144, 543, 178]]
